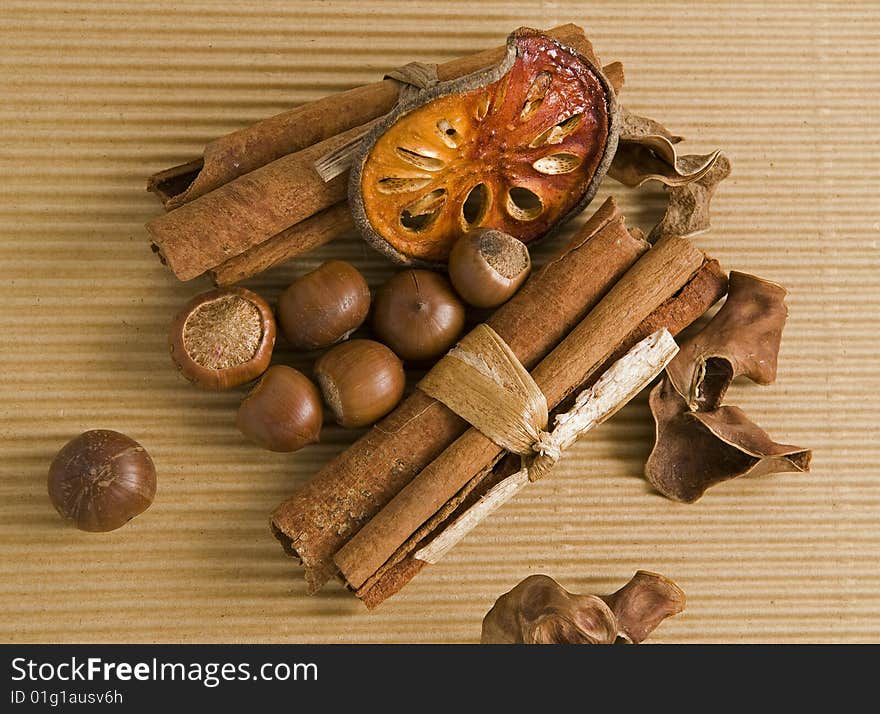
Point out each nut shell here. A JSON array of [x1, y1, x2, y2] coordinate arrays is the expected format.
[[169, 286, 276, 390], [372, 270, 465, 362], [314, 339, 405, 428], [448, 228, 531, 308], [481, 572, 686, 644], [48, 430, 157, 532], [278, 260, 371, 351], [236, 365, 323, 452]]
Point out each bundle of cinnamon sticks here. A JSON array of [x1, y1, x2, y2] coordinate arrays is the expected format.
[[145, 24, 624, 284], [271, 198, 728, 607]]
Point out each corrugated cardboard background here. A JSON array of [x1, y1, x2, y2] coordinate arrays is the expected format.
[[1, 0, 878, 643]]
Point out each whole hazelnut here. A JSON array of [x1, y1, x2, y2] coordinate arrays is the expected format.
[[372, 270, 465, 362], [448, 228, 531, 308], [48, 430, 157, 532], [278, 260, 371, 351], [236, 366, 323, 452], [314, 340, 405, 428], [169, 287, 276, 390]]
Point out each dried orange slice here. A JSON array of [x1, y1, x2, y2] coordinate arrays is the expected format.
[[350, 28, 619, 265]]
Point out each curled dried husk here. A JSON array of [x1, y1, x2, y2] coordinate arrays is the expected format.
[[607, 108, 730, 243], [666, 271, 788, 411], [481, 572, 684, 644], [648, 152, 732, 242], [600, 570, 687, 644], [645, 379, 812, 503], [611, 144, 721, 190], [609, 107, 719, 188]]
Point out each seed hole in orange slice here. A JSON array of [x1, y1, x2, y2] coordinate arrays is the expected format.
[[520, 70, 553, 120], [401, 189, 447, 231], [395, 147, 445, 172], [462, 183, 491, 226], [533, 153, 583, 175], [475, 93, 491, 121], [378, 177, 433, 194], [530, 113, 583, 148], [436, 119, 461, 148], [507, 187, 543, 221]]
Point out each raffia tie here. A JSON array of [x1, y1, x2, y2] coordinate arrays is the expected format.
[[384, 61, 440, 102], [419, 324, 680, 482], [314, 62, 439, 182]]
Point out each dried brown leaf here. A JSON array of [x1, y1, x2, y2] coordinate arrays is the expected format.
[[609, 107, 722, 190], [645, 379, 812, 503], [666, 271, 788, 411], [648, 152, 732, 242], [481, 572, 685, 644], [610, 143, 720, 189], [600, 570, 686, 644]]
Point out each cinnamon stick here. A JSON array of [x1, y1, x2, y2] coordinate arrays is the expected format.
[[271, 197, 647, 592], [147, 24, 595, 210], [356, 256, 728, 608], [208, 204, 355, 286], [335, 234, 711, 590], [147, 121, 376, 282]]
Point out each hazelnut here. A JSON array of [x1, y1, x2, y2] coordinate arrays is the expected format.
[[278, 260, 371, 351], [236, 366, 323, 452], [314, 340, 405, 428], [448, 228, 531, 308], [48, 430, 157, 532], [169, 287, 276, 390], [372, 270, 465, 362]]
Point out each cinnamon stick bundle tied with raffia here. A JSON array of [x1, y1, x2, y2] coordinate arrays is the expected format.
[[271, 198, 729, 603], [353, 257, 726, 609], [406, 327, 682, 564], [271, 197, 648, 592]]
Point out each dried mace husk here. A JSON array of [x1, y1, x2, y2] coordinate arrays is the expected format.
[[648, 152, 732, 243], [609, 107, 718, 189], [350, 27, 619, 265], [607, 107, 731, 244], [667, 271, 788, 411], [646, 381, 812, 503], [646, 271, 811, 502], [481, 572, 685, 644]]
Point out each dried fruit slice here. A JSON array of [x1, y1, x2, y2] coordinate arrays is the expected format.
[[350, 28, 619, 265]]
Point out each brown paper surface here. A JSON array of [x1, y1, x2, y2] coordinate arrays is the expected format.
[[1, 1, 877, 643]]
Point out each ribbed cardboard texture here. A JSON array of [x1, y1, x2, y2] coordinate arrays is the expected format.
[[1, 1, 877, 643]]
